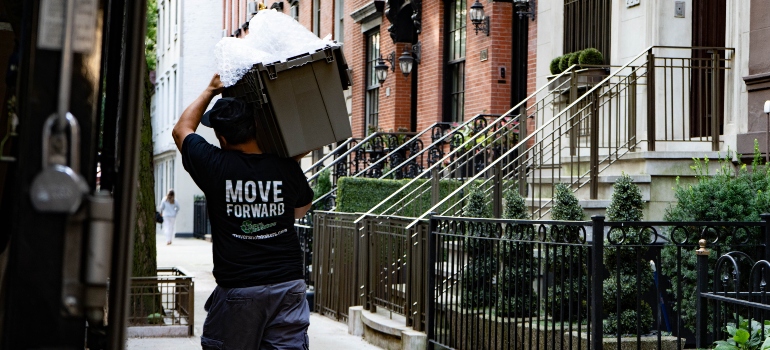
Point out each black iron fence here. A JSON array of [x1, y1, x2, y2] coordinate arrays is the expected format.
[[425, 215, 770, 350], [193, 197, 210, 239]]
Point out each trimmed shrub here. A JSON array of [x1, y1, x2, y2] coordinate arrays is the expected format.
[[312, 168, 332, 210], [335, 177, 466, 215], [559, 53, 576, 73], [551, 183, 585, 221], [603, 174, 653, 335], [544, 183, 587, 322], [497, 189, 538, 317], [550, 56, 563, 75], [578, 48, 604, 66], [662, 143, 770, 333], [568, 52, 580, 68], [461, 185, 497, 309]]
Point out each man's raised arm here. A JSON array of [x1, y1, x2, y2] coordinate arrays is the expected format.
[[172, 74, 224, 151]]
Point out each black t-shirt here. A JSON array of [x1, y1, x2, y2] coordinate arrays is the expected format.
[[181, 134, 313, 288]]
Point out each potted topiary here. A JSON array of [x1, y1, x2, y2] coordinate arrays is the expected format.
[[576, 48, 608, 87], [547, 55, 570, 92]]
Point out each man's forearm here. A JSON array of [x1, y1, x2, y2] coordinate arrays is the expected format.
[[173, 89, 216, 150]]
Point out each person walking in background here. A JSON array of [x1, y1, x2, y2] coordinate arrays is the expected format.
[[158, 189, 180, 245]]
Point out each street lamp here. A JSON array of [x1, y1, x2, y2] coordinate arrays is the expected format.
[[513, 0, 536, 20], [469, 0, 490, 36]]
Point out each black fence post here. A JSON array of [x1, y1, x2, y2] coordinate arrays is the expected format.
[[762, 213, 770, 260], [590, 215, 605, 350], [492, 163, 502, 218], [426, 214, 438, 350], [695, 238, 710, 348]]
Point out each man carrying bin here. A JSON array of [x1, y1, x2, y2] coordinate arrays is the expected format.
[[173, 74, 313, 350]]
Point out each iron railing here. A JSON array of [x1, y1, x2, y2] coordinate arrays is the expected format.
[[426, 215, 770, 350], [128, 267, 194, 336], [311, 212, 361, 322], [407, 46, 734, 224], [357, 65, 578, 220]]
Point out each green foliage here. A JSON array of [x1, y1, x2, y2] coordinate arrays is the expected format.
[[550, 56, 563, 75], [145, 0, 158, 71], [713, 316, 770, 350], [503, 189, 529, 220], [335, 177, 466, 215], [460, 186, 497, 309], [147, 313, 163, 324], [662, 145, 770, 333], [606, 174, 643, 222], [568, 53, 580, 68], [551, 183, 585, 221], [312, 169, 332, 210], [463, 185, 491, 218], [578, 48, 604, 66], [559, 53, 576, 73]]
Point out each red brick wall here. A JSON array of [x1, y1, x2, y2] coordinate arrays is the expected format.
[[526, 15, 537, 138], [345, 0, 369, 137], [415, 0, 444, 138]]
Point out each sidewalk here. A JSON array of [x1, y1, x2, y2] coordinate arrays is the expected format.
[[126, 233, 381, 349]]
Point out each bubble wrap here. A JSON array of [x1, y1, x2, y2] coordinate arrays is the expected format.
[[215, 10, 339, 87]]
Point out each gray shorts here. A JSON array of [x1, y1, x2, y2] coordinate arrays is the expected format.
[[201, 279, 309, 350]]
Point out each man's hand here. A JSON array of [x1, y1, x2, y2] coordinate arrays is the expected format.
[[207, 74, 225, 96], [173, 74, 223, 151]]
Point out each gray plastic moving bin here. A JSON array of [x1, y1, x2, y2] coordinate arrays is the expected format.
[[222, 45, 352, 158]]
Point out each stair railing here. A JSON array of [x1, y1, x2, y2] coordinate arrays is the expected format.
[[354, 65, 579, 221]]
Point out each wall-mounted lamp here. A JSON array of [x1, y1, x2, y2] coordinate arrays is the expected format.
[[398, 42, 421, 77], [513, 0, 536, 21], [376, 43, 421, 82], [469, 0, 490, 36], [375, 51, 396, 84]]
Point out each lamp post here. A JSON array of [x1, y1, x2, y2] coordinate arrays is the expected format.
[[765, 100, 770, 163], [469, 0, 490, 36]]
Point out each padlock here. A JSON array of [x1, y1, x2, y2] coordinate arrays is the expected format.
[[30, 112, 89, 213]]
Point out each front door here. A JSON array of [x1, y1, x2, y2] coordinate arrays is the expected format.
[[690, 0, 726, 138]]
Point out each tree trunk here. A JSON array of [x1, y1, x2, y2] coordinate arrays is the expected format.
[[132, 64, 157, 278]]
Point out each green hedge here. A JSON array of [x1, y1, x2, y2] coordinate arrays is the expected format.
[[336, 177, 473, 216]]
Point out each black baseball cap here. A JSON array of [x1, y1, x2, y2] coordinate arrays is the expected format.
[[201, 97, 251, 128]]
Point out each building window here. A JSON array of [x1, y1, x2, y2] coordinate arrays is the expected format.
[[334, 0, 344, 43], [446, 0, 466, 123], [365, 30, 380, 134], [563, 0, 611, 63], [290, 0, 299, 21], [313, 0, 320, 36]]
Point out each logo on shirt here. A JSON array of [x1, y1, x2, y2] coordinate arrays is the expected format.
[[240, 220, 277, 234]]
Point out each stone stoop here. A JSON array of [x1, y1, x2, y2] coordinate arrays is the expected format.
[[526, 150, 726, 220], [348, 306, 427, 350]]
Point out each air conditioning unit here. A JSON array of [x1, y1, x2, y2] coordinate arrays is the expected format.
[[248, 1, 258, 16]]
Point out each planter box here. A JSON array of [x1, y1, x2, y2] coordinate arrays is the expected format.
[[127, 267, 194, 337], [223, 46, 352, 158], [547, 68, 610, 95]]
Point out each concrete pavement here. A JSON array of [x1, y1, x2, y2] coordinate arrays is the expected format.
[[126, 232, 381, 349]]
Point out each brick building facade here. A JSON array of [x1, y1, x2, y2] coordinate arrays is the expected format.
[[257, 0, 538, 139]]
